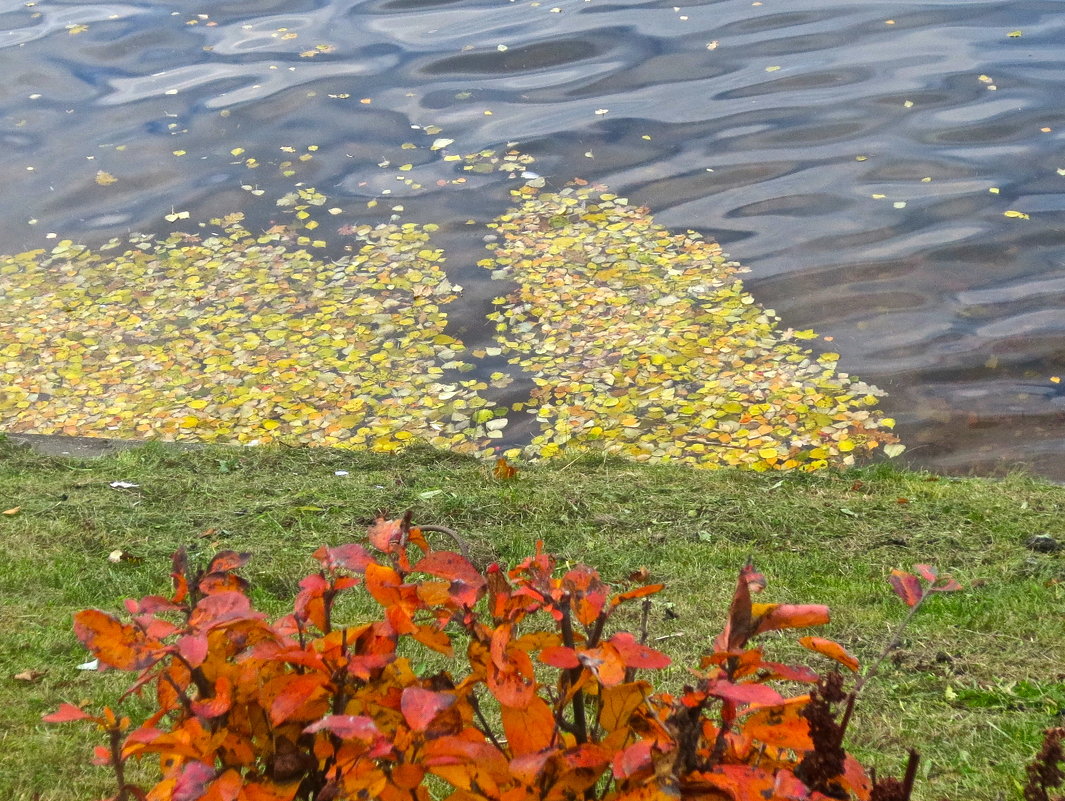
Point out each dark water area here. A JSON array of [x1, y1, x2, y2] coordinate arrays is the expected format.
[[2, 0, 1065, 479]]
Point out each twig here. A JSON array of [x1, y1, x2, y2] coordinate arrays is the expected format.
[[417, 524, 471, 561]]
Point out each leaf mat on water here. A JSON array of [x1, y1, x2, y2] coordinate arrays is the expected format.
[[0, 220, 501, 453], [0, 172, 899, 470], [484, 182, 899, 470]]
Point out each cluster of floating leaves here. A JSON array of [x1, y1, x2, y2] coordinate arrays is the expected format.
[[482, 182, 900, 470], [0, 214, 504, 454], [0, 140, 901, 469]]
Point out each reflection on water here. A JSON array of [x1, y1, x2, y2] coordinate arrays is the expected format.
[[1, 0, 1063, 478]]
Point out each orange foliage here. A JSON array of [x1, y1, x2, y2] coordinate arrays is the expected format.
[[46, 519, 955, 801]]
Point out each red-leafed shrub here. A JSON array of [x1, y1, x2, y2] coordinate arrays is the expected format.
[[47, 515, 959, 801]]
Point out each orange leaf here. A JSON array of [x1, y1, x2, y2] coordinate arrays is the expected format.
[[612, 583, 665, 604], [73, 609, 162, 670], [412, 623, 453, 655], [203, 768, 243, 801], [799, 636, 859, 672], [365, 562, 404, 607], [501, 696, 555, 755], [598, 681, 650, 732], [488, 652, 537, 707], [391, 763, 425, 790], [577, 643, 626, 686], [267, 673, 329, 726], [739, 697, 812, 751], [493, 457, 518, 479], [207, 550, 252, 573], [752, 603, 830, 634]]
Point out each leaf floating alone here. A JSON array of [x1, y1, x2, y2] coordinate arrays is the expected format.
[[94, 171, 117, 186], [883, 443, 906, 458], [1003, 210, 1030, 220]]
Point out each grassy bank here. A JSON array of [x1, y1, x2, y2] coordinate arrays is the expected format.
[[0, 435, 1063, 800]]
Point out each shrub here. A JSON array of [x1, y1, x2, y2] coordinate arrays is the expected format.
[[46, 514, 958, 801]]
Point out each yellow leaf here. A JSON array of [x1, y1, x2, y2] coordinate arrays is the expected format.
[[2, 507, 20, 516], [1003, 210, 1030, 219], [94, 171, 117, 186], [261, 419, 280, 430]]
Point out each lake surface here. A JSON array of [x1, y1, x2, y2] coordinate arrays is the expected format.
[[2, 0, 1064, 479]]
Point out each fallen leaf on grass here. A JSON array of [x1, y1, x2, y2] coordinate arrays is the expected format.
[[107, 549, 143, 564], [2, 506, 20, 515], [13, 669, 46, 683]]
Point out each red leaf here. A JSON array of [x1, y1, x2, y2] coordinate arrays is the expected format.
[[191, 676, 233, 719], [539, 646, 581, 669], [367, 518, 404, 553], [914, 563, 938, 582], [207, 550, 252, 574], [798, 636, 859, 672], [709, 680, 785, 707], [176, 634, 209, 668], [718, 563, 756, 651], [189, 591, 261, 629], [42, 702, 92, 723], [889, 570, 924, 607], [92, 745, 112, 766], [74, 610, 161, 671], [173, 761, 215, 801], [413, 551, 486, 589], [612, 739, 654, 779], [304, 715, 380, 740], [401, 687, 455, 732], [313, 543, 374, 572], [608, 632, 671, 670], [934, 578, 962, 593]]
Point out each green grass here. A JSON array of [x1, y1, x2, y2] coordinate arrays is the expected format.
[[1, 435, 1063, 800]]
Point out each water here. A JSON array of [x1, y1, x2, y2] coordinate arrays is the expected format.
[[2, 0, 1064, 478]]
